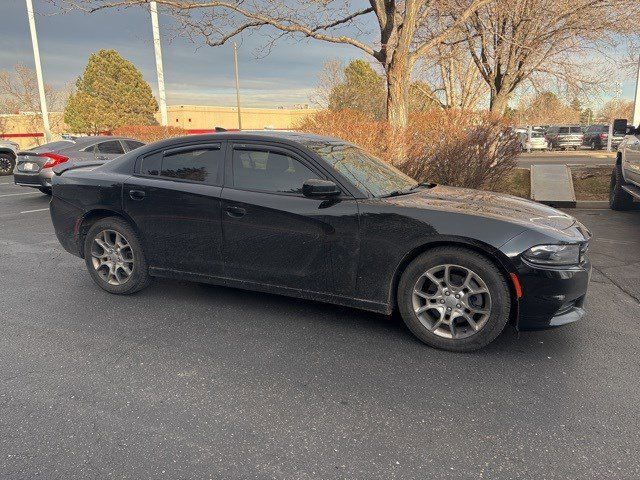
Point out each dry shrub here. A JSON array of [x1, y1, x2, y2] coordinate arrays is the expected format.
[[112, 125, 188, 144], [296, 109, 519, 190]]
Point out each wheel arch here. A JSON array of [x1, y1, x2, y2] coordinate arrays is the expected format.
[[77, 208, 141, 258], [389, 237, 519, 323], [0, 148, 16, 158]]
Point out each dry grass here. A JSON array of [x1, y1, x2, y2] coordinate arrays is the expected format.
[[490, 168, 531, 199], [572, 166, 611, 201]]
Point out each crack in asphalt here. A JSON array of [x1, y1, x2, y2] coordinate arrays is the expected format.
[[591, 265, 640, 304]]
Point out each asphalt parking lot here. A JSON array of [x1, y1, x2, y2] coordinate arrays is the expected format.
[[2, 178, 640, 479]]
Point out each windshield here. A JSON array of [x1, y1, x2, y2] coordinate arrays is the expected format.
[[304, 141, 417, 197]]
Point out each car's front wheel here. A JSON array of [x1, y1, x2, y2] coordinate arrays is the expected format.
[[0, 153, 15, 176], [609, 165, 634, 211], [398, 247, 511, 352], [83, 217, 150, 294]]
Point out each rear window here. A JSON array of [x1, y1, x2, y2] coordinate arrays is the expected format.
[[558, 127, 570, 134], [570, 127, 583, 134], [96, 140, 125, 155]]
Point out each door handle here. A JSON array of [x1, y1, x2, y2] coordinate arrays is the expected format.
[[225, 206, 246, 218], [129, 189, 146, 201]]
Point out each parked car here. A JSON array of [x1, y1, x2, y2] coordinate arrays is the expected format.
[[546, 125, 584, 150], [609, 121, 640, 210], [517, 130, 548, 151], [582, 124, 626, 150], [13, 136, 145, 194], [0, 139, 19, 176], [49, 132, 592, 352]]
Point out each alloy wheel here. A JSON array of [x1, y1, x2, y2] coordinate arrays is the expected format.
[[0, 156, 12, 175], [90, 229, 135, 285], [412, 264, 492, 339]]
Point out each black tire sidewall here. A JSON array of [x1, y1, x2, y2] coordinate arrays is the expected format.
[[83, 217, 150, 294], [609, 166, 633, 211], [398, 247, 511, 352]]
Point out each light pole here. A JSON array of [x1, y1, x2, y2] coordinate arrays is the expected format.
[[233, 42, 242, 130], [633, 54, 640, 127], [25, 0, 51, 143], [149, 1, 168, 126]]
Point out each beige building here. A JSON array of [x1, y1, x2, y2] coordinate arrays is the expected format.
[[0, 105, 318, 149]]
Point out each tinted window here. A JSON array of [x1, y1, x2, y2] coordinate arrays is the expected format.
[[304, 141, 416, 197], [96, 140, 125, 155], [569, 127, 583, 134], [124, 140, 145, 151], [232, 149, 316, 194], [140, 146, 222, 185], [558, 127, 570, 134]]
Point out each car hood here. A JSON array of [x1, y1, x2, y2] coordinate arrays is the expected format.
[[387, 184, 577, 233]]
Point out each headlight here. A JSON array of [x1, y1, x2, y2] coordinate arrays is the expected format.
[[522, 244, 581, 266]]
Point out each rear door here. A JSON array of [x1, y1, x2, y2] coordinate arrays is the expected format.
[[123, 142, 225, 275], [220, 141, 360, 296]]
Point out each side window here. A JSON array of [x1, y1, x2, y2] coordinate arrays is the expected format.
[[232, 148, 317, 194], [140, 146, 222, 185], [124, 140, 145, 151], [96, 140, 125, 155]]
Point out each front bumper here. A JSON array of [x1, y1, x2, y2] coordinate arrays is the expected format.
[[516, 257, 591, 330], [13, 168, 54, 189]]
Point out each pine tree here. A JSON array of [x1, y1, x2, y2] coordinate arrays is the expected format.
[[64, 49, 158, 134]]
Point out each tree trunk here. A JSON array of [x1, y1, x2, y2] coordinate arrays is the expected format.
[[385, 58, 410, 130], [489, 90, 510, 116]]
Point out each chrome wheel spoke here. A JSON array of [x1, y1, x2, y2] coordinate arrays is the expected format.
[[91, 229, 134, 286], [412, 263, 492, 340]]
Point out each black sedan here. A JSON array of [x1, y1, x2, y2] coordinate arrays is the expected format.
[[49, 132, 591, 351], [14, 136, 145, 194]]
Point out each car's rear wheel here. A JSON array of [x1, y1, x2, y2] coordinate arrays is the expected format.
[[83, 217, 150, 294], [0, 153, 15, 176], [398, 247, 511, 352], [609, 165, 634, 211]]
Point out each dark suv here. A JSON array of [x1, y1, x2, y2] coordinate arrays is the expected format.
[[583, 124, 625, 150], [546, 125, 584, 150]]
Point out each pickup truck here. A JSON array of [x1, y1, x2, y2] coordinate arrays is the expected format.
[[610, 120, 640, 210]]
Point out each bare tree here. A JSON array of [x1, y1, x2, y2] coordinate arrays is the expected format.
[[0, 63, 68, 137], [55, 0, 492, 129], [458, 0, 640, 115], [418, 42, 487, 110]]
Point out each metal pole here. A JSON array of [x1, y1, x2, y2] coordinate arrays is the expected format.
[[25, 0, 51, 143], [526, 125, 532, 153], [607, 122, 613, 152], [150, 1, 168, 126], [633, 54, 640, 127], [233, 43, 242, 130]]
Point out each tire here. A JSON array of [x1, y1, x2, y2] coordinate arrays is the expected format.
[[609, 166, 634, 211], [397, 247, 511, 352], [83, 216, 150, 294], [0, 153, 15, 176], [38, 187, 51, 195]]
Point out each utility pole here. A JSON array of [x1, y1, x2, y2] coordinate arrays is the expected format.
[[633, 54, 640, 126], [149, 1, 168, 126], [25, 0, 51, 143], [233, 43, 242, 130]]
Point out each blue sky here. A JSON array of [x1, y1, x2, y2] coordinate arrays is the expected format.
[[1, 0, 361, 108], [1, 0, 636, 109]]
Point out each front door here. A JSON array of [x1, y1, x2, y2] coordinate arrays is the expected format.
[[221, 142, 360, 297], [624, 129, 640, 186], [124, 142, 225, 275]]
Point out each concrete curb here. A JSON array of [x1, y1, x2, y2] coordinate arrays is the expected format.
[[572, 201, 609, 209]]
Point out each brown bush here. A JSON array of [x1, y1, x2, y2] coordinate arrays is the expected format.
[[296, 109, 519, 190], [112, 125, 188, 144]]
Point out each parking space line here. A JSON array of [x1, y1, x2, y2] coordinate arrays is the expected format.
[[20, 208, 49, 214], [0, 192, 39, 197]]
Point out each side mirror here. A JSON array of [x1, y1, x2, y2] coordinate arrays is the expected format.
[[613, 118, 628, 135], [302, 179, 340, 197]]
